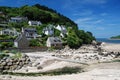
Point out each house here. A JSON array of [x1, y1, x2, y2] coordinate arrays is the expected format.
[[9, 16, 28, 23], [43, 27, 54, 36], [55, 25, 67, 37], [14, 33, 29, 48], [56, 25, 67, 33], [43, 24, 54, 36], [22, 28, 38, 40], [28, 21, 42, 26], [0, 28, 20, 36], [46, 37, 62, 48]]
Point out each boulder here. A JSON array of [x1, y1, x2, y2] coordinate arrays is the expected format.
[[32, 62, 40, 67], [7, 62, 13, 66], [1, 62, 7, 66], [37, 66, 43, 70]]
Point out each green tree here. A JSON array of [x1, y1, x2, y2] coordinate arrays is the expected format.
[[29, 39, 41, 47], [54, 29, 61, 36], [67, 28, 82, 48]]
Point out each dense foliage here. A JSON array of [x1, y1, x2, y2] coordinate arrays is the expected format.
[[0, 35, 14, 49], [66, 28, 95, 48], [0, 4, 77, 27]]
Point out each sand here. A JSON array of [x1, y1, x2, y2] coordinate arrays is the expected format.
[[0, 62, 120, 80], [101, 43, 120, 52]]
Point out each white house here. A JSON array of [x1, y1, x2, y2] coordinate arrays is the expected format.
[[28, 21, 42, 26], [42, 24, 54, 36], [46, 37, 62, 48], [9, 16, 28, 23], [55, 25, 67, 37], [0, 28, 20, 36], [22, 28, 39, 40]]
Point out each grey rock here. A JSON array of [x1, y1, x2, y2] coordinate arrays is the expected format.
[[7, 62, 13, 66], [37, 66, 43, 69], [32, 62, 40, 67], [1, 62, 7, 66]]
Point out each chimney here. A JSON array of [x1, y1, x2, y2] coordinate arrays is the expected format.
[[21, 27, 24, 33]]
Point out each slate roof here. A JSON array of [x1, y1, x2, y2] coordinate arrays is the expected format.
[[24, 28, 37, 32], [48, 37, 62, 44]]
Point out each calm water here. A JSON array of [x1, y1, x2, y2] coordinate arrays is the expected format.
[[97, 38, 120, 44]]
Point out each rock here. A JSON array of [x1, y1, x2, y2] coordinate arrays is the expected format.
[[4, 66, 10, 70], [7, 62, 13, 66], [0, 66, 4, 70], [16, 62, 20, 65], [25, 69, 29, 72], [32, 62, 40, 67], [1, 62, 7, 66], [12, 65, 18, 70], [7, 75, 12, 78], [6, 58, 11, 62], [37, 66, 43, 69], [3, 57, 7, 60], [16, 66, 22, 70]]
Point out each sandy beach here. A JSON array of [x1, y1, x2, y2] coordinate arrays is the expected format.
[[101, 43, 120, 52], [0, 62, 120, 80]]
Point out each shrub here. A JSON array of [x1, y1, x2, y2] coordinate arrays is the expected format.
[[0, 53, 9, 59], [29, 39, 41, 47], [11, 52, 22, 59]]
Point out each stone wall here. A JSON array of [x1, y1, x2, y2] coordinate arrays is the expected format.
[[0, 54, 31, 72], [4, 47, 48, 53]]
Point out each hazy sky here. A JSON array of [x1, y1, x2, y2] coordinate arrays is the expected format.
[[0, 0, 120, 38]]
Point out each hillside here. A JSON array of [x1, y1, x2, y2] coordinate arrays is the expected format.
[[0, 4, 95, 49], [0, 4, 77, 27]]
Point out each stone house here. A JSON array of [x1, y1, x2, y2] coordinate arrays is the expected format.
[[46, 37, 62, 48], [0, 28, 20, 36], [28, 21, 42, 26], [22, 28, 38, 40], [9, 16, 28, 23], [14, 33, 29, 48]]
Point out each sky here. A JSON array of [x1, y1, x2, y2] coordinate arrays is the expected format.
[[0, 0, 120, 38]]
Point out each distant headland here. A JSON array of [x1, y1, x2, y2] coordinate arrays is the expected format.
[[110, 35, 120, 40]]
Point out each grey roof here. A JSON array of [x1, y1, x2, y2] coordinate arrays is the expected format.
[[14, 33, 27, 42], [0, 24, 8, 27], [24, 28, 37, 32], [14, 34, 22, 42], [0, 11, 3, 14], [29, 21, 41, 24], [11, 17, 28, 20], [48, 37, 62, 44]]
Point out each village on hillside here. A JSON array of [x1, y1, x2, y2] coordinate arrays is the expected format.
[[0, 11, 69, 50]]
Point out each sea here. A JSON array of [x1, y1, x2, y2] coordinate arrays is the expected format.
[[97, 38, 120, 44]]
